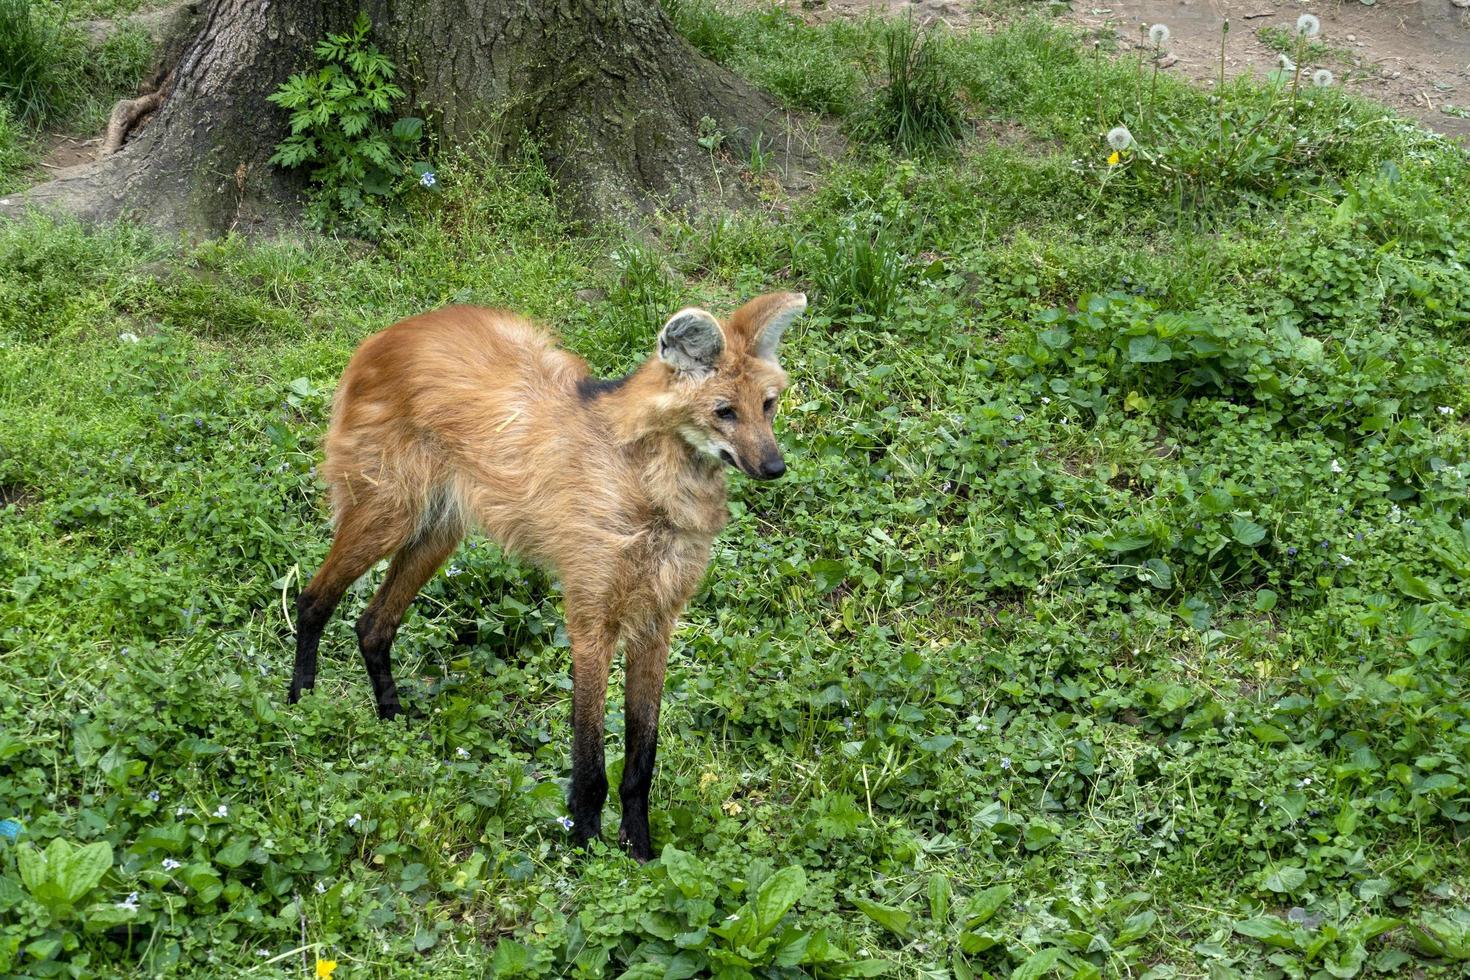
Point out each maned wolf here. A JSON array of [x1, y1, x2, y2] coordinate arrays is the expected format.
[[288, 292, 806, 861]]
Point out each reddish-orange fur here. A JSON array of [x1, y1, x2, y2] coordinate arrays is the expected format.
[[289, 292, 805, 860]]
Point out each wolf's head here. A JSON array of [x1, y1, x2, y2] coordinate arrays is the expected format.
[[654, 292, 806, 480]]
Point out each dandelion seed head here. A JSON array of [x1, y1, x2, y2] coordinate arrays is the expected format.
[[118, 332, 140, 344], [1106, 125, 1134, 151], [1148, 23, 1170, 46], [1296, 13, 1320, 38], [1312, 68, 1334, 88], [1277, 54, 1297, 73]]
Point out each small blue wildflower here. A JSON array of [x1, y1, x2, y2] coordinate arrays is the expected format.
[[1000, 757, 1012, 770], [558, 816, 574, 831], [0, 818, 23, 841], [420, 171, 437, 189], [1287, 547, 1298, 556]]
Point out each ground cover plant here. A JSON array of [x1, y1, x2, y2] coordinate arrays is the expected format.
[[2, 3, 1470, 977]]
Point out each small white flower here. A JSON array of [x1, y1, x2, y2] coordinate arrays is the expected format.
[[1277, 54, 1297, 73], [315, 880, 327, 894], [1312, 68, 1334, 88], [445, 565, 463, 577], [1148, 23, 1170, 46], [1000, 756, 1012, 770], [420, 171, 437, 189], [161, 858, 182, 871], [147, 791, 160, 802], [456, 746, 470, 759], [1041, 397, 1051, 404], [117, 891, 141, 912], [1296, 13, 1320, 38], [1330, 458, 1343, 474], [175, 805, 189, 817], [1106, 125, 1134, 151], [118, 332, 140, 343], [214, 805, 228, 818], [1438, 405, 1454, 415], [347, 813, 362, 829], [557, 816, 574, 831]]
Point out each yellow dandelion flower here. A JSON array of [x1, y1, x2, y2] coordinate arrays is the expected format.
[[315, 959, 338, 979], [722, 799, 744, 816], [699, 771, 718, 792], [1107, 150, 1121, 166]]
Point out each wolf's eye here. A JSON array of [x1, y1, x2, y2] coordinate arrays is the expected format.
[[715, 405, 737, 422], [763, 396, 777, 414]]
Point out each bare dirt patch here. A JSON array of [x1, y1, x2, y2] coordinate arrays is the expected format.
[[38, 134, 103, 171], [789, 0, 1470, 141], [1062, 0, 1470, 142]]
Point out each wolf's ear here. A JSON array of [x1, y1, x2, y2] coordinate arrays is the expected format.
[[745, 292, 807, 362], [658, 308, 725, 378]]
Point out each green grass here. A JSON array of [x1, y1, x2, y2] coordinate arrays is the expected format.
[[0, 3, 153, 192], [4, 10, 1470, 979]]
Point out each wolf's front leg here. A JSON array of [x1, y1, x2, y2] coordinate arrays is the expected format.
[[618, 613, 675, 863], [565, 594, 616, 849]]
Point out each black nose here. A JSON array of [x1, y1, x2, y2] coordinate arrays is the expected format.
[[759, 457, 786, 480]]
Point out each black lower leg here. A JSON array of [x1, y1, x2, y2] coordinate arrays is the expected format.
[[568, 707, 608, 847], [289, 588, 337, 703], [618, 701, 660, 862], [355, 611, 402, 719]]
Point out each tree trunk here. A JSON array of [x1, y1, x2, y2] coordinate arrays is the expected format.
[[2, 0, 797, 236]]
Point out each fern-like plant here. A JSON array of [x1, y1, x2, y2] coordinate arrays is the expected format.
[[267, 13, 434, 233]]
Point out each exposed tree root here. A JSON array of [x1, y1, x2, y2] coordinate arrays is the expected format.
[[100, 73, 173, 157]]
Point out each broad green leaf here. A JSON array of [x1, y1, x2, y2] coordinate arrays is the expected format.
[[959, 930, 1000, 953], [1390, 565, 1439, 601], [1117, 909, 1157, 943], [752, 865, 806, 938], [660, 844, 706, 899], [962, 883, 1013, 927], [1230, 516, 1267, 546], [850, 896, 912, 937], [16, 843, 48, 893], [1262, 865, 1307, 894], [1139, 558, 1173, 589], [1249, 723, 1289, 745], [1011, 947, 1064, 980], [1126, 335, 1172, 363], [57, 841, 113, 904], [214, 838, 252, 869], [1235, 916, 1298, 948], [928, 874, 952, 926]]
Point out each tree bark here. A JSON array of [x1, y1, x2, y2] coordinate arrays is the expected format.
[[2, 0, 799, 236]]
